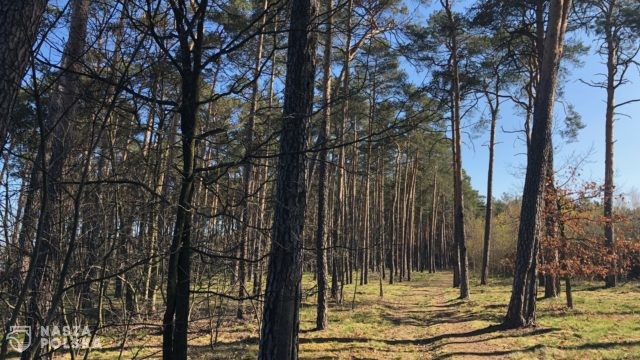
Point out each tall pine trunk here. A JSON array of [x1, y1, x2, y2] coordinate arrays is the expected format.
[[258, 0, 317, 355], [603, 2, 617, 288], [0, 0, 47, 157], [315, 0, 332, 330], [443, 0, 469, 298], [504, 0, 572, 328]]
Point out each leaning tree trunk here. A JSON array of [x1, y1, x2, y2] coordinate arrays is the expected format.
[[258, 0, 318, 356], [504, 0, 572, 329]]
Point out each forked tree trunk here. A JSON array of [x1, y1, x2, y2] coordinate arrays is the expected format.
[[162, 74, 199, 360], [399, 152, 409, 281], [406, 157, 418, 281], [504, 0, 572, 329], [162, 1, 208, 358], [442, 0, 469, 298]]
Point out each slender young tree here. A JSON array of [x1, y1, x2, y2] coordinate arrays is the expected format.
[[477, 41, 508, 285], [441, 0, 470, 299], [315, 0, 333, 331], [429, 170, 438, 273], [237, 0, 270, 320]]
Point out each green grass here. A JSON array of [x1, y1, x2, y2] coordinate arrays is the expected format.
[[33, 272, 640, 359]]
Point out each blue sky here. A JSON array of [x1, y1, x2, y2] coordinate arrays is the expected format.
[[461, 47, 640, 201], [402, 1, 640, 202], [44, 0, 638, 203]]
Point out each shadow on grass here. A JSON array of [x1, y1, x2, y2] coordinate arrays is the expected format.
[[378, 307, 494, 328], [483, 303, 505, 310], [299, 324, 557, 346], [581, 285, 607, 291], [430, 301, 464, 309], [89, 325, 565, 359], [433, 339, 640, 359], [433, 344, 546, 359], [93, 328, 639, 359]]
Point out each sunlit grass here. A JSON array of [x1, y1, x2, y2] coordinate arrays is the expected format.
[[24, 271, 640, 359]]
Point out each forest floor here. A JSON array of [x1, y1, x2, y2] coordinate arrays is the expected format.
[[39, 271, 640, 359]]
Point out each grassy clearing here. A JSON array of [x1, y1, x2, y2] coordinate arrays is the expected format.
[[27, 271, 640, 359]]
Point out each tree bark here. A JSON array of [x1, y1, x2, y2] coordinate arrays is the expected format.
[[315, 0, 332, 330], [236, 0, 269, 320], [603, 0, 618, 288], [429, 172, 437, 273], [258, 0, 317, 355], [544, 149, 560, 298], [504, 0, 572, 329], [480, 87, 498, 285], [442, 0, 469, 298], [389, 146, 401, 284], [16, 1, 91, 357], [162, 1, 208, 358], [377, 150, 385, 296], [0, 0, 47, 157]]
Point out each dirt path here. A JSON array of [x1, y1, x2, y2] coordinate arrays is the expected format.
[[298, 272, 555, 359], [418, 275, 513, 359]]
